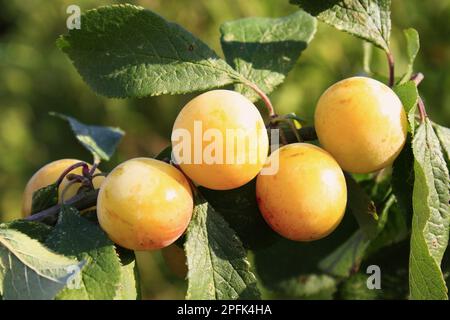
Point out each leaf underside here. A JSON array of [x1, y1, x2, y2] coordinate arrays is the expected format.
[[51, 112, 124, 161], [0, 226, 82, 300]]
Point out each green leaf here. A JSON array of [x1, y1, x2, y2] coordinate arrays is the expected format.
[[155, 145, 173, 162], [273, 273, 336, 299], [58, 4, 240, 98], [0, 227, 82, 300], [319, 195, 396, 277], [80, 210, 99, 224], [185, 198, 261, 300], [31, 183, 58, 214], [409, 119, 450, 299], [115, 249, 139, 300], [434, 124, 450, 167], [319, 230, 371, 277], [355, 240, 411, 300], [338, 273, 380, 300], [45, 206, 122, 300], [2, 220, 51, 243], [393, 81, 418, 135], [199, 180, 278, 250], [391, 137, 414, 217], [291, 0, 391, 52], [114, 259, 139, 300], [400, 28, 420, 84], [366, 202, 408, 256], [345, 175, 378, 238], [254, 212, 358, 299], [220, 10, 316, 102], [254, 237, 340, 299], [51, 112, 124, 161]]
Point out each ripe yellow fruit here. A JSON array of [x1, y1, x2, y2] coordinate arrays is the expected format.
[[97, 158, 193, 251], [162, 244, 188, 279], [22, 159, 104, 217], [256, 143, 347, 241], [171, 90, 268, 190], [314, 76, 407, 173]]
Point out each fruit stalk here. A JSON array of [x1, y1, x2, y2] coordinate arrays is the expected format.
[[410, 72, 428, 122], [26, 189, 99, 222], [411, 72, 424, 86], [55, 161, 89, 187], [244, 81, 277, 117], [417, 96, 428, 122], [386, 51, 395, 87]]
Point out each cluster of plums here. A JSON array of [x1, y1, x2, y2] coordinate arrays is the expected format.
[[22, 77, 407, 255]]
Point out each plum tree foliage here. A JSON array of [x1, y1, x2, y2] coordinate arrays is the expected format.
[[0, 1, 449, 301]]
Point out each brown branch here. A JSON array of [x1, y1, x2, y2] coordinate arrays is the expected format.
[[26, 190, 99, 222]]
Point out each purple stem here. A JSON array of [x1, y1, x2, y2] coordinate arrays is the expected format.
[[56, 162, 89, 187]]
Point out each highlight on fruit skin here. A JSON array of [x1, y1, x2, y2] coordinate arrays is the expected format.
[[171, 89, 269, 191], [256, 143, 347, 241], [21, 159, 104, 217], [97, 158, 193, 251], [314, 76, 407, 174]]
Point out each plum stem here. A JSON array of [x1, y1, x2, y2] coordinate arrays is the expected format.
[[386, 51, 395, 87], [418, 96, 428, 122], [410, 72, 427, 122], [243, 81, 277, 118], [92, 172, 108, 180], [89, 160, 100, 176], [25, 189, 99, 222], [411, 72, 424, 86], [55, 161, 89, 188]]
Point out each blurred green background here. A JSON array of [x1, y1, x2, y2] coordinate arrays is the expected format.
[[0, 0, 449, 299]]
